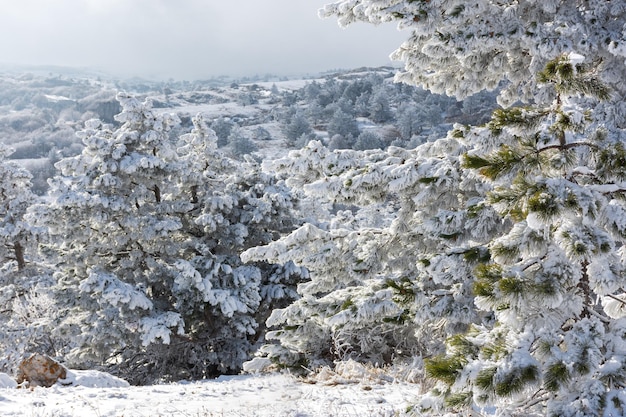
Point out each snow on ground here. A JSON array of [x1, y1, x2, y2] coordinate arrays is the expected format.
[[0, 372, 419, 417], [251, 79, 324, 91]]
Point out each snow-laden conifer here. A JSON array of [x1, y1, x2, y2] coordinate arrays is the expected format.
[[28, 94, 190, 377], [321, 0, 626, 113], [170, 117, 303, 378], [424, 55, 626, 416], [0, 145, 40, 272], [243, 136, 506, 368], [0, 144, 50, 374]]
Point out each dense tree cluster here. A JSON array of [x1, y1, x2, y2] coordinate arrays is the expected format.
[[276, 70, 497, 151], [0, 95, 304, 384]]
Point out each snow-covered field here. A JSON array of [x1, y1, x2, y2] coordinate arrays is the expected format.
[[0, 372, 419, 416]]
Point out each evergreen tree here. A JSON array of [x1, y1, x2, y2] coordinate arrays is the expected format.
[[354, 92, 372, 117], [396, 104, 422, 141], [321, 0, 626, 116], [0, 145, 39, 272], [303, 80, 322, 102], [342, 79, 368, 104], [327, 108, 360, 139], [327, 134, 355, 151], [0, 145, 51, 375], [332, 97, 357, 117], [368, 88, 393, 123], [28, 94, 188, 376], [354, 130, 383, 151], [424, 55, 626, 416], [158, 116, 302, 380], [243, 138, 504, 369], [210, 116, 234, 148], [252, 126, 272, 141], [282, 111, 313, 145], [228, 126, 258, 157], [305, 101, 325, 126]]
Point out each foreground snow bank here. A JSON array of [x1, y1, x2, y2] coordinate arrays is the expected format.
[[0, 373, 419, 416], [61, 369, 130, 388], [0, 373, 17, 389]]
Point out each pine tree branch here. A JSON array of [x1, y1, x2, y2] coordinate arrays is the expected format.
[[521, 257, 542, 271], [606, 293, 626, 306], [536, 141, 599, 153], [587, 307, 610, 324], [519, 391, 551, 409]]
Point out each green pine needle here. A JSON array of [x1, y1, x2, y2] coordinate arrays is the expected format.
[[544, 362, 570, 392], [498, 277, 525, 295], [475, 367, 497, 391], [425, 356, 465, 385], [444, 391, 473, 409], [494, 365, 538, 396], [463, 246, 491, 263]]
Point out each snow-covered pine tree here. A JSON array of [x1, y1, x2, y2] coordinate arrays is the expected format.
[[0, 144, 52, 375], [321, 0, 626, 118], [0, 145, 40, 272], [327, 108, 360, 138], [423, 55, 626, 416], [368, 87, 393, 123], [396, 103, 422, 140], [328, 134, 355, 150], [354, 130, 383, 150], [157, 115, 303, 379], [227, 125, 258, 157], [282, 111, 313, 146], [210, 116, 234, 148], [243, 138, 505, 369], [28, 94, 191, 379]]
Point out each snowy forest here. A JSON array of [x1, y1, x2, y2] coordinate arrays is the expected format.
[[2, 1, 626, 416]]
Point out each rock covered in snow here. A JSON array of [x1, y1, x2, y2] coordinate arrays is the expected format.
[[3, 355, 128, 389], [16, 353, 67, 388]]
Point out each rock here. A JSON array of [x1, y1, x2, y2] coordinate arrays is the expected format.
[[16, 354, 67, 388], [0, 372, 17, 388]]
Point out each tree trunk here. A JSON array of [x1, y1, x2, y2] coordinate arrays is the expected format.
[[153, 185, 161, 203], [578, 260, 591, 318], [14, 241, 25, 271], [191, 185, 198, 205]]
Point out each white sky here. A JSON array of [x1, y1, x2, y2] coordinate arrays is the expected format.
[[0, 0, 406, 80]]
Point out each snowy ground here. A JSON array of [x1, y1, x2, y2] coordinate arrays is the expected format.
[[0, 372, 420, 417]]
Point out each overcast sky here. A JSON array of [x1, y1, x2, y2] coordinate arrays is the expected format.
[[0, 0, 406, 80]]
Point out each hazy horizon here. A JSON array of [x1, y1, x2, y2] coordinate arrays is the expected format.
[[0, 0, 406, 81]]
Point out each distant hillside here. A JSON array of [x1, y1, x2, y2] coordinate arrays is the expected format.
[[0, 66, 499, 194]]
